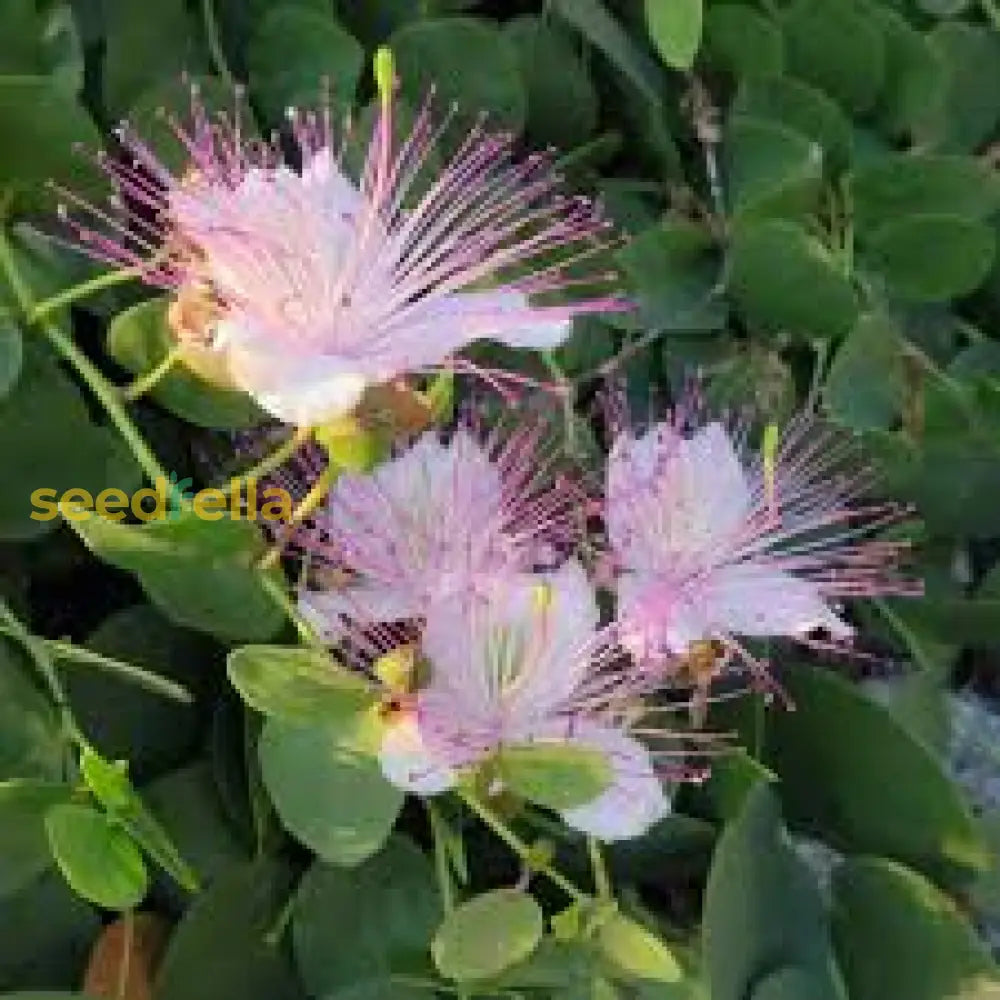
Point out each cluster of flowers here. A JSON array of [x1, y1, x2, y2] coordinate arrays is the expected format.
[[62, 64, 919, 840]]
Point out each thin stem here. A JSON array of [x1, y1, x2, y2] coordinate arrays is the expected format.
[[0, 230, 170, 485], [258, 467, 333, 570], [428, 801, 457, 914], [29, 267, 138, 322], [43, 638, 193, 703], [258, 572, 316, 644], [200, 0, 237, 88], [541, 350, 578, 456], [122, 346, 183, 402], [458, 790, 588, 903], [587, 837, 611, 900], [218, 425, 312, 497], [0, 597, 81, 747]]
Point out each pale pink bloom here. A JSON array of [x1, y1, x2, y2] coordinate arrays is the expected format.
[[379, 562, 670, 840], [606, 408, 919, 679], [299, 426, 579, 636], [59, 84, 627, 424]]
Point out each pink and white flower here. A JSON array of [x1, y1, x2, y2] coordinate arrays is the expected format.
[[59, 82, 627, 425], [299, 426, 579, 635], [606, 407, 919, 682], [379, 562, 670, 840]]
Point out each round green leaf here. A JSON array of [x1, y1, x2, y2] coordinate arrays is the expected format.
[[703, 784, 847, 1000], [596, 912, 683, 983], [248, 5, 363, 125], [107, 298, 262, 429], [704, 5, 783, 79], [823, 313, 905, 431], [154, 861, 302, 1000], [228, 645, 375, 723], [0, 311, 23, 401], [733, 76, 852, 173], [645, 0, 703, 71], [504, 16, 598, 150], [432, 889, 543, 982], [728, 220, 858, 339], [782, 0, 885, 114], [44, 804, 148, 910], [0, 76, 103, 207], [259, 715, 403, 866], [756, 664, 990, 885], [866, 214, 995, 301], [390, 18, 526, 131], [724, 116, 822, 220], [832, 857, 999, 1000], [851, 154, 1000, 232], [499, 742, 612, 811], [0, 781, 69, 898], [293, 835, 440, 997], [66, 510, 285, 643]]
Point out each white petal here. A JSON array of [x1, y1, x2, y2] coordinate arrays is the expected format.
[[680, 422, 750, 541], [221, 326, 368, 424], [695, 562, 852, 640], [379, 715, 456, 796], [427, 290, 572, 349], [559, 724, 669, 841]]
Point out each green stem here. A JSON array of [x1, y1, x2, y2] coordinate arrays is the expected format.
[[122, 346, 182, 402], [0, 598, 81, 747], [587, 837, 611, 900], [44, 638, 192, 703], [218, 425, 311, 497], [981, 0, 1000, 31], [200, 0, 237, 88], [0, 230, 170, 486], [258, 572, 316, 645], [458, 790, 588, 903], [29, 267, 138, 322], [428, 801, 457, 914]]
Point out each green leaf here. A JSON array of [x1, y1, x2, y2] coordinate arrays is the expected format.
[[550, 0, 664, 107], [754, 664, 989, 885], [872, 7, 946, 139], [0, 311, 22, 401], [503, 16, 598, 150], [0, 871, 100, 992], [865, 214, 995, 301], [433, 889, 543, 982], [293, 835, 440, 997], [154, 860, 303, 1000], [0, 639, 64, 782], [66, 510, 284, 643], [781, 0, 885, 114], [596, 912, 683, 983], [0, 76, 103, 210], [498, 742, 611, 811], [851, 154, 1000, 232], [102, 0, 207, 117], [259, 714, 403, 866], [645, 0, 703, 71], [0, 781, 69, 898], [390, 18, 525, 131], [728, 219, 857, 339], [702, 784, 847, 1000], [44, 803, 148, 910], [108, 297, 263, 430], [920, 23, 1000, 152], [703, 5, 783, 79], [616, 221, 724, 332], [832, 857, 999, 1000], [228, 645, 375, 723], [0, 338, 140, 541], [723, 116, 822, 220], [823, 313, 905, 431], [248, 6, 363, 125], [733, 76, 852, 173], [753, 966, 844, 1000], [682, 750, 774, 824], [919, 0, 970, 13]]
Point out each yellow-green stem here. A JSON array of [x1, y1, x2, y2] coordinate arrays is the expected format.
[[29, 266, 139, 322], [122, 346, 183, 401]]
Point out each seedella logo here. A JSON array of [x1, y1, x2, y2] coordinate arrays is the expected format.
[[29, 474, 294, 523]]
